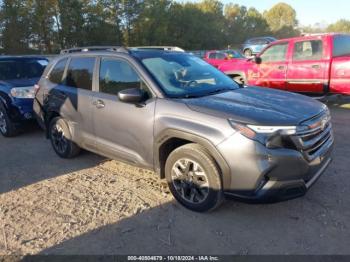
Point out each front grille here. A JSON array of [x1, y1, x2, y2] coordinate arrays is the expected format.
[[291, 112, 334, 162]]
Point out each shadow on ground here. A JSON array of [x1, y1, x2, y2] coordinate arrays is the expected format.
[[0, 123, 104, 195]]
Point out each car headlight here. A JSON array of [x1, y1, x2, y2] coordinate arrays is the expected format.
[[10, 86, 35, 99], [246, 125, 297, 135], [228, 120, 298, 146]]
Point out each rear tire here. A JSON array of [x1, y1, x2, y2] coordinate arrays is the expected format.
[[49, 117, 80, 158], [0, 103, 18, 137], [165, 143, 223, 212]]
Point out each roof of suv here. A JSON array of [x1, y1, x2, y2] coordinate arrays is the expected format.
[[56, 47, 188, 61], [0, 55, 48, 60]]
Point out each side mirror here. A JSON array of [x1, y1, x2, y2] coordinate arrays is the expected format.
[[254, 56, 262, 64], [118, 88, 145, 103]]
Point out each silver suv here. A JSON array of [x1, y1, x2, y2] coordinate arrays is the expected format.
[[34, 47, 334, 212]]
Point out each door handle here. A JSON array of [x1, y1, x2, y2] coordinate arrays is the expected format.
[[311, 64, 321, 69], [93, 99, 105, 109], [277, 65, 286, 70]]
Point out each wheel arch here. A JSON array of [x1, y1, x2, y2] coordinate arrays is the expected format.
[[0, 91, 10, 110], [44, 110, 61, 137], [154, 129, 231, 188], [226, 71, 247, 84]]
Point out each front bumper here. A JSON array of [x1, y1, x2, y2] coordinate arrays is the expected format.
[[8, 98, 34, 122], [33, 98, 46, 130], [217, 131, 334, 202]]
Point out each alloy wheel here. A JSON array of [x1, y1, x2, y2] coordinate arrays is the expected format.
[[171, 158, 210, 204], [51, 123, 68, 154]]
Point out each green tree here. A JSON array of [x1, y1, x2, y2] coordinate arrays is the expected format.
[[166, 0, 225, 49], [130, 0, 172, 46], [0, 0, 32, 54], [83, 0, 123, 46], [328, 19, 350, 33], [56, 0, 86, 48], [224, 4, 270, 45], [119, 0, 143, 45], [28, 0, 57, 53], [264, 2, 299, 38]]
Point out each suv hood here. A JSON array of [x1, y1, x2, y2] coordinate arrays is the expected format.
[[183, 87, 327, 126]]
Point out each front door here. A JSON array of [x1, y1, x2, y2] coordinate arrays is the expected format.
[[250, 42, 289, 90], [286, 39, 327, 93], [92, 57, 156, 167]]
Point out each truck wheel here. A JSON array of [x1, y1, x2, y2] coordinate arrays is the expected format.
[[244, 49, 252, 57], [0, 103, 18, 137], [233, 75, 245, 85], [165, 143, 223, 212], [49, 117, 80, 158]]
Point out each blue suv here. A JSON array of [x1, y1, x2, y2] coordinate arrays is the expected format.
[[242, 37, 277, 57], [0, 56, 48, 137]]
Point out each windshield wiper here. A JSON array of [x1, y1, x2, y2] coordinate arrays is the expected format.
[[207, 88, 233, 95], [175, 88, 234, 99]]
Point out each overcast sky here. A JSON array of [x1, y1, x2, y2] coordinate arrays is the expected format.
[[183, 0, 349, 26]]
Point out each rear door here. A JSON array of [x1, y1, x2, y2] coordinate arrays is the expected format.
[[252, 42, 289, 90], [91, 57, 156, 167], [286, 38, 328, 93], [48, 56, 96, 148]]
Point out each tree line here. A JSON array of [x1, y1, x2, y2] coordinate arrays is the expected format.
[[0, 0, 349, 55]]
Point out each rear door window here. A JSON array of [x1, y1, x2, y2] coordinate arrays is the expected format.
[[49, 58, 68, 84], [64, 57, 95, 90], [333, 35, 350, 57], [293, 40, 323, 61]]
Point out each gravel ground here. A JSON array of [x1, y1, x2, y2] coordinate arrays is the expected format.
[[0, 103, 349, 255]]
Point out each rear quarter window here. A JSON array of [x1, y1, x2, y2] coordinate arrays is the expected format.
[[333, 35, 350, 57]]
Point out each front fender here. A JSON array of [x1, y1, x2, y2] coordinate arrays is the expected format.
[[154, 128, 231, 190]]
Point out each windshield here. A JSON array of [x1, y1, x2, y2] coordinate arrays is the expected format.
[[0, 59, 48, 81], [137, 52, 239, 98]]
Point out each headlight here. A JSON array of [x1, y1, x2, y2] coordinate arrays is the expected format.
[[246, 125, 297, 135], [10, 86, 35, 99], [229, 120, 297, 146]]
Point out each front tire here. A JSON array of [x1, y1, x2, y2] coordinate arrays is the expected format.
[[0, 103, 18, 137], [244, 49, 253, 57], [49, 117, 80, 158], [165, 143, 223, 212], [233, 75, 245, 85]]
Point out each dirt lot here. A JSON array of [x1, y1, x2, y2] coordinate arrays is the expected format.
[[0, 102, 349, 255]]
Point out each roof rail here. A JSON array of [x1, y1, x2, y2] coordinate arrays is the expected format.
[[60, 46, 129, 54], [130, 46, 185, 52]]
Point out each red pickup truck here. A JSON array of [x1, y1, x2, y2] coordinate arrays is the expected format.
[[219, 33, 350, 96], [204, 50, 244, 68]]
